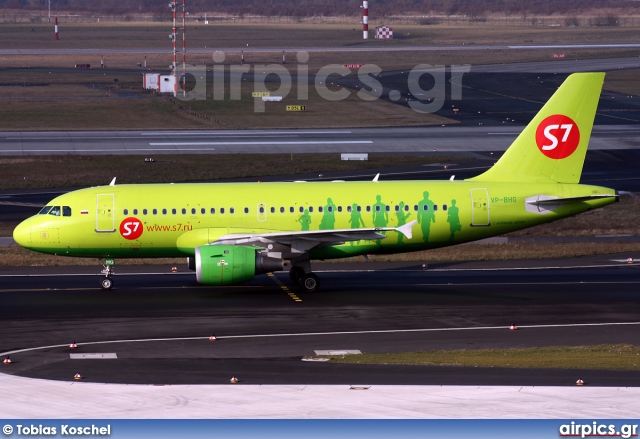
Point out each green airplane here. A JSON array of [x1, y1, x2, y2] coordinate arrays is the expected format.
[[13, 72, 618, 292]]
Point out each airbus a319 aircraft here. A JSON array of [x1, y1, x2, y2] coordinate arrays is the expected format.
[[13, 73, 618, 292]]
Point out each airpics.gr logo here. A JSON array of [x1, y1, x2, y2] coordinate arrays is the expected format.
[[119, 217, 143, 240], [535, 114, 581, 159]]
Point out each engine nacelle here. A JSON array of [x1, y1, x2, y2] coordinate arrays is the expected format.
[[195, 245, 283, 286]]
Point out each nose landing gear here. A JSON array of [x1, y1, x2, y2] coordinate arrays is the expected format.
[[99, 258, 115, 290]]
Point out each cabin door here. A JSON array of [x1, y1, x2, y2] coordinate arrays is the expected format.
[[96, 194, 116, 232], [470, 188, 490, 226]]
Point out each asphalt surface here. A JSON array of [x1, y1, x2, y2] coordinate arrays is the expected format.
[[2, 42, 640, 55], [1, 256, 640, 386]]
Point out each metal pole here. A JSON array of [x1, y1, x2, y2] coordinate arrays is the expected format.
[[54, 16, 59, 40], [182, 0, 186, 98], [172, 2, 177, 97], [362, 1, 369, 40]]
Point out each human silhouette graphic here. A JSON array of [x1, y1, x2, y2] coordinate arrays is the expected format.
[[417, 191, 436, 242], [447, 199, 461, 240], [372, 195, 388, 244], [348, 203, 365, 246], [395, 202, 411, 244], [319, 198, 336, 230], [298, 208, 311, 231]]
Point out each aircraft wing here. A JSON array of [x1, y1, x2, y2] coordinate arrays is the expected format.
[[212, 220, 417, 251]]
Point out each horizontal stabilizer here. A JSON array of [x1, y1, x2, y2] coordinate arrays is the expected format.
[[525, 193, 618, 214]]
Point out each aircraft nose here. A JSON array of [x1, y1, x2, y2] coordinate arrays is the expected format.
[[12, 220, 31, 247]]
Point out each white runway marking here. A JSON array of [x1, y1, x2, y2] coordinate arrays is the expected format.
[[2, 322, 639, 357], [148, 141, 373, 146]]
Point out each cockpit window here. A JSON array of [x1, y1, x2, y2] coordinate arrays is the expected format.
[[62, 206, 72, 217], [38, 206, 53, 215], [49, 206, 61, 216]]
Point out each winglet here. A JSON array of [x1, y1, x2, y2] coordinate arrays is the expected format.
[[396, 220, 417, 239], [109, 177, 116, 186], [373, 173, 380, 182]]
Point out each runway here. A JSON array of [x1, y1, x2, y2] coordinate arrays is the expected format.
[[3, 257, 640, 416], [1, 256, 640, 387], [2, 125, 640, 155]]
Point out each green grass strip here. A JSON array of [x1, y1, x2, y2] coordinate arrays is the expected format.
[[318, 344, 640, 370]]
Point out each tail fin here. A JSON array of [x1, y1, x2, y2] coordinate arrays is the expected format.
[[469, 72, 604, 184]]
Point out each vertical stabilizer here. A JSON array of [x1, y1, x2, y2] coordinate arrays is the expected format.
[[469, 72, 604, 184]]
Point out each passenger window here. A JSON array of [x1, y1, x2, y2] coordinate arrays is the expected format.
[[230, 208, 235, 214], [49, 206, 61, 216], [220, 208, 225, 214], [38, 206, 52, 215], [414, 205, 418, 211], [63, 206, 72, 217], [172, 208, 177, 215], [244, 207, 249, 214], [210, 208, 216, 214], [385, 205, 390, 212], [299, 207, 304, 213], [280, 207, 285, 213], [366, 206, 371, 212], [443, 204, 448, 211], [394, 205, 400, 212], [309, 206, 314, 213], [434, 205, 438, 211], [319, 206, 323, 213], [182, 208, 186, 215], [133, 209, 138, 215], [143, 209, 148, 215], [375, 206, 380, 212], [347, 206, 352, 213], [201, 208, 206, 215], [270, 207, 275, 214], [153, 209, 157, 215], [423, 205, 429, 211], [337, 206, 341, 213], [404, 204, 409, 212], [191, 208, 196, 214], [162, 209, 167, 215], [260, 207, 265, 214], [290, 207, 294, 213], [357, 206, 362, 212], [124, 209, 129, 215]]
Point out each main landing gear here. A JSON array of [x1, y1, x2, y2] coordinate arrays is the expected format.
[[289, 266, 320, 293], [99, 259, 114, 290]]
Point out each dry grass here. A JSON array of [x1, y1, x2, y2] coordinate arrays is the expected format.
[[4, 22, 640, 51], [320, 344, 640, 370], [0, 154, 450, 190]]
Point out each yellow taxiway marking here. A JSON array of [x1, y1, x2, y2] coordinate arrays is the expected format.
[[267, 272, 302, 302]]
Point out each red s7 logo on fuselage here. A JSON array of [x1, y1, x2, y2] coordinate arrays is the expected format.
[[119, 217, 143, 240]]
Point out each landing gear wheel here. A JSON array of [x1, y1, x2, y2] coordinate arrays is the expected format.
[[101, 277, 113, 290], [289, 266, 305, 283], [300, 273, 320, 293]]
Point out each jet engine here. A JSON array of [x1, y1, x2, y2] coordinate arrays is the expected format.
[[194, 245, 283, 285]]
